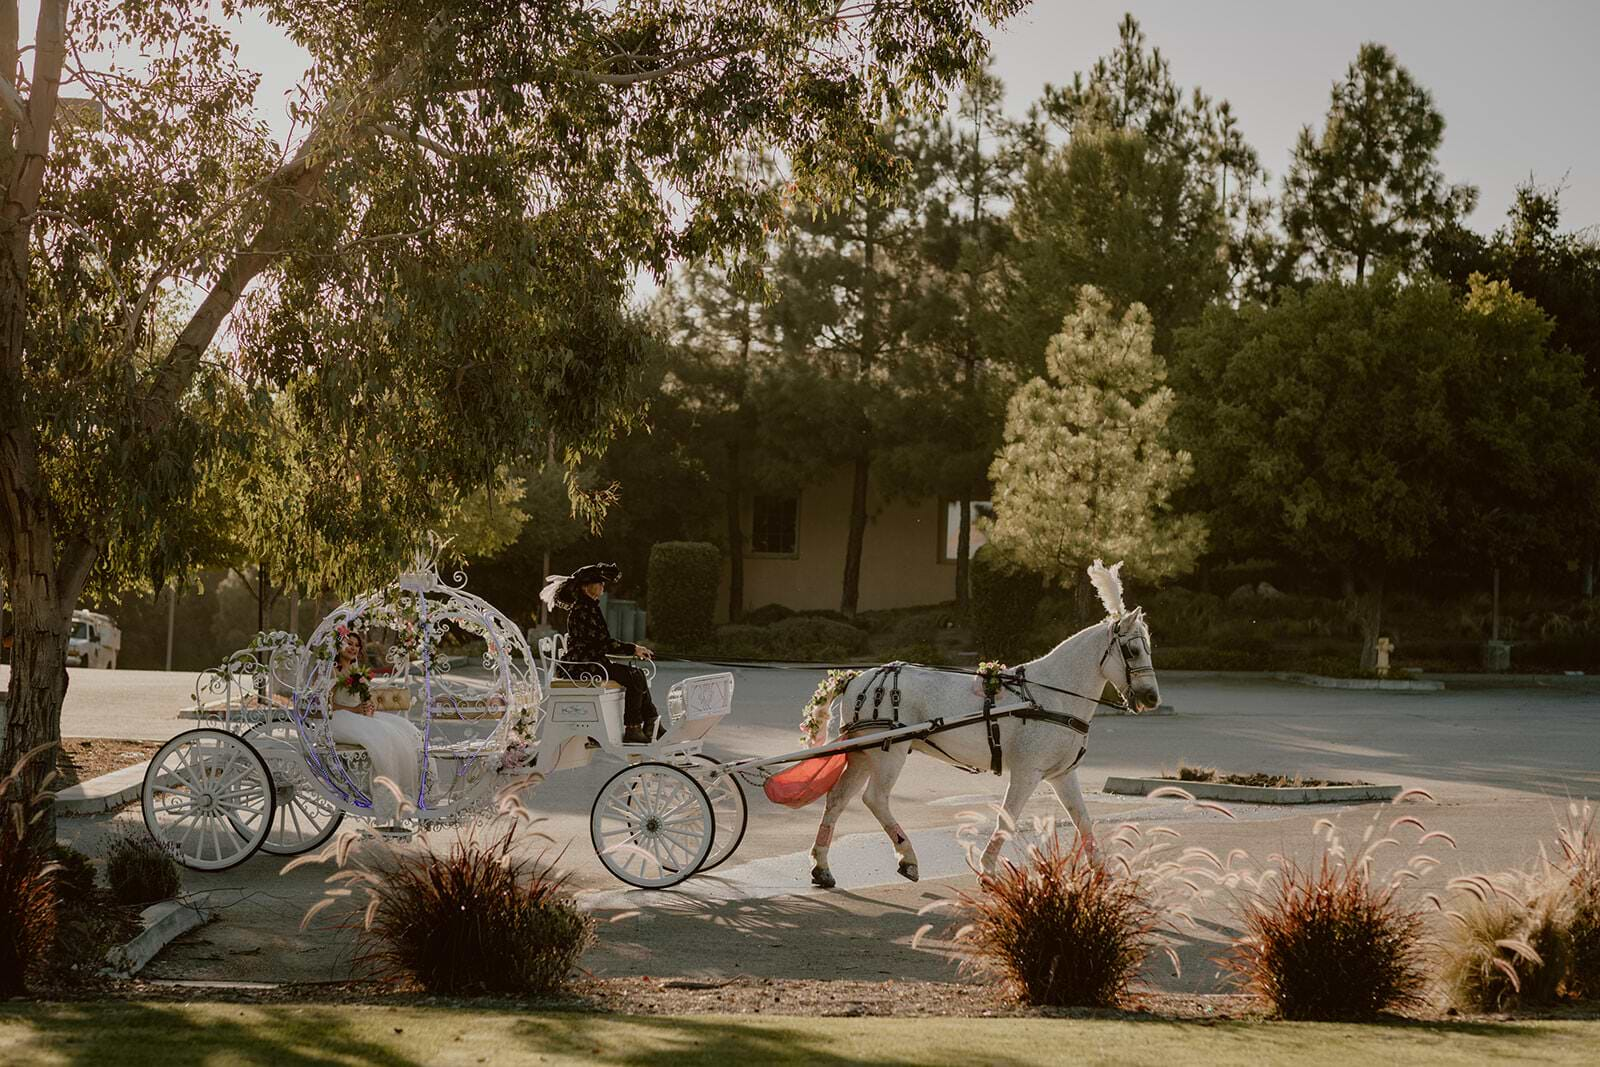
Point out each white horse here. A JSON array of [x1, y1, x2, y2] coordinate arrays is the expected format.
[[809, 560, 1161, 889]]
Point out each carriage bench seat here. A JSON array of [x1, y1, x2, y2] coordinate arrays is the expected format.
[[549, 679, 624, 691]]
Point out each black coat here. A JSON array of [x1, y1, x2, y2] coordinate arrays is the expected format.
[[563, 597, 634, 667]]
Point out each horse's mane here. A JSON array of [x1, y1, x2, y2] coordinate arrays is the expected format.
[[1087, 559, 1126, 617]]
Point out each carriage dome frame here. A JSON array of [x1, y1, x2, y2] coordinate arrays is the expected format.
[[289, 541, 541, 817]]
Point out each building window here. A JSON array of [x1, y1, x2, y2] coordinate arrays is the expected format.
[[942, 500, 993, 562], [751, 494, 799, 556]]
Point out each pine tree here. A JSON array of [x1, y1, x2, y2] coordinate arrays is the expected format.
[[1282, 43, 1476, 282], [988, 286, 1205, 590]]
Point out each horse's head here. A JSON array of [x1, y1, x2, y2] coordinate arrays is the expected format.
[[1103, 608, 1160, 713]]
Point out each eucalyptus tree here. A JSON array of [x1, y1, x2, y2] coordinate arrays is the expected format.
[[1282, 42, 1476, 282], [0, 0, 1023, 820]]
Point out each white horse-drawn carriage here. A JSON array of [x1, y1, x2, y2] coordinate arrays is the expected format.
[[143, 549, 747, 888], [145, 552, 1160, 892]]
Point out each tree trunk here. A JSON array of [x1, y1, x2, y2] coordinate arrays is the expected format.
[[725, 441, 744, 623], [841, 453, 870, 617], [2, 536, 79, 845], [1355, 569, 1385, 672], [955, 495, 972, 610], [165, 582, 177, 671]]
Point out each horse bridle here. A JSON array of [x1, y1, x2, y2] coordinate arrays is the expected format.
[[1100, 617, 1155, 705]]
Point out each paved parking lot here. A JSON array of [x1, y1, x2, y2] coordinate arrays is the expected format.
[[15, 661, 1599, 989]]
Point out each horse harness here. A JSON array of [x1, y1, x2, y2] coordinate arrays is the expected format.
[[839, 627, 1143, 777]]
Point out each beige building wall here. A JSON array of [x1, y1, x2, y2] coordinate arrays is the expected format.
[[716, 464, 978, 619]]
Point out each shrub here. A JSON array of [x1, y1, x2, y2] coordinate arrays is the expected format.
[[0, 753, 59, 996], [1223, 856, 1426, 1020], [1438, 879, 1570, 1012], [970, 547, 1043, 659], [768, 615, 869, 654], [105, 834, 183, 905], [891, 610, 953, 645], [646, 541, 721, 646], [740, 603, 794, 627], [957, 833, 1156, 1008], [1556, 803, 1599, 1000], [350, 828, 594, 996], [881, 642, 948, 667], [707, 624, 777, 660], [47, 843, 98, 905]]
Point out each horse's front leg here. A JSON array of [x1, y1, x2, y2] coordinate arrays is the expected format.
[[981, 765, 1046, 874], [811, 756, 869, 889], [857, 746, 919, 881], [1046, 767, 1096, 857]]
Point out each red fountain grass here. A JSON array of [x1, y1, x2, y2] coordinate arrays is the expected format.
[[0, 745, 61, 996], [953, 827, 1164, 1008], [1556, 802, 1600, 1000], [1222, 852, 1428, 1020], [293, 791, 593, 996]]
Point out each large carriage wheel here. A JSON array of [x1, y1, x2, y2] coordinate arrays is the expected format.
[[684, 754, 747, 872], [245, 722, 346, 856], [142, 728, 276, 871], [590, 762, 714, 889]]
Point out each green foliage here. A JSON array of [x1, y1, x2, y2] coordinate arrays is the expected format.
[[970, 546, 1043, 659], [989, 286, 1206, 588], [1004, 16, 1269, 365], [1282, 43, 1476, 281], [1173, 273, 1593, 578], [105, 834, 182, 906], [46, 844, 99, 907], [646, 542, 721, 646], [767, 616, 869, 655], [740, 603, 796, 627]]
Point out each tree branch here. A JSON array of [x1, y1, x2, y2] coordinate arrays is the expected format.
[[375, 122, 465, 161], [0, 75, 24, 127]]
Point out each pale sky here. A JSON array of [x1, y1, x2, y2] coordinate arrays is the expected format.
[[28, 1, 1600, 232]]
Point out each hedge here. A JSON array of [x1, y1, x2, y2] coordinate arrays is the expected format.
[[970, 546, 1044, 659], [646, 542, 721, 646]]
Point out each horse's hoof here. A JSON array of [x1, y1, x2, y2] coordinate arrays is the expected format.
[[810, 865, 836, 889], [898, 861, 919, 883]]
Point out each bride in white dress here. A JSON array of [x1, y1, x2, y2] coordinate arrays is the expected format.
[[329, 628, 423, 822]]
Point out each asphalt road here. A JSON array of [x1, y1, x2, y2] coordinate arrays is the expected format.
[[17, 661, 1600, 990]]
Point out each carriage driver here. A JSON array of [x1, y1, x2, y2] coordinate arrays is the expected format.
[[541, 563, 660, 744]]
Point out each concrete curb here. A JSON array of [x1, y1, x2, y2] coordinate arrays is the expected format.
[[55, 759, 150, 815], [1273, 672, 1444, 692], [102, 896, 213, 978], [1103, 775, 1404, 805]]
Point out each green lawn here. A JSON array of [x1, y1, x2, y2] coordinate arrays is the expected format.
[[1, 1003, 1594, 1066]]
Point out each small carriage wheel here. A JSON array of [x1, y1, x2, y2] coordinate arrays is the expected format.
[[590, 762, 715, 889], [684, 754, 747, 872], [245, 722, 346, 856], [141, 728, 277, 872]]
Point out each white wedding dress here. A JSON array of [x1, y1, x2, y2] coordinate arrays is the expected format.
[[330, 684, 424, 821]]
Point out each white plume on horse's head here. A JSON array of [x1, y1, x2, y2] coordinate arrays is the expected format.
[[1087, 559, 1126, 618]]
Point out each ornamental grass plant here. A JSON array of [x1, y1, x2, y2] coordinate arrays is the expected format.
[[0, 747, 60, 996], [296, 794, 593, 997], [947, 817, 1174, 1009], [1220, 806, 1435, 1021], [1559, 804, 1600, 999]]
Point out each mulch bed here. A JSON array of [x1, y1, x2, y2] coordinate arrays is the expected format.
[[54, 738, 162, 788], [1174, 768, 1369, 788], [21, 974, 1600, 1023]]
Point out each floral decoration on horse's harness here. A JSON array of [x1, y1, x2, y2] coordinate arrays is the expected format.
[[800, 669, 861, 747]]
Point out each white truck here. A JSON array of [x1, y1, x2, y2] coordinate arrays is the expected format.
[[67, 610, 121, 669]]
